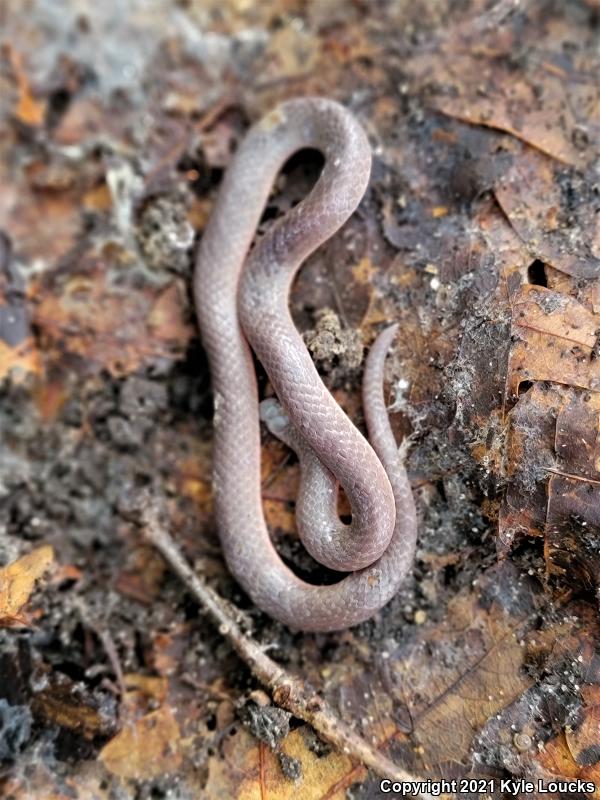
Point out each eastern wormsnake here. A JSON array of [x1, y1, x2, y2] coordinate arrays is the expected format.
[[194, 97, 417, 632]]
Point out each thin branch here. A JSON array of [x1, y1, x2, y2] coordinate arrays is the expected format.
[[135, 491, 432, 800]]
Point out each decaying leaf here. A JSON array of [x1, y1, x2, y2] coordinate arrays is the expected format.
[[498, 280, 600, 586], [534, 731, 600, 798], [203, 724, 357, 800], [0, 337, 40, 382], [494, 146, 600, 280], [390, 562, 537, 772], [508, 285, 599, 395], [7, 47, 46, 128], [0, 545, 54, 625], [32, 681, 116, 741], [99, 706, 181, 780], [407, 6, 597, 169], [565, 685, 600, 770], [34, 268, 194, 376]]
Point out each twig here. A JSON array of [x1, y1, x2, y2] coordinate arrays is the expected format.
[[74, 598, 127, 700], [136, 492, 432, 800], [96, 628, 127, 700]]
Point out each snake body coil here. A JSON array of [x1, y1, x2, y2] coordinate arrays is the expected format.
[[194, 98, 417, 631]]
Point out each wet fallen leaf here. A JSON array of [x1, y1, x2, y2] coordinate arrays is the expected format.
[[497, 277, 600, 575], [565, 685, 600, 770], [535, 731, 600, 798]]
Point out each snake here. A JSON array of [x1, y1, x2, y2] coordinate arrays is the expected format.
[[194, 97, 417, 632]]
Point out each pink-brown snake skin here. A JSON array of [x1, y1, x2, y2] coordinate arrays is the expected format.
[[194, 97, 417, 631]]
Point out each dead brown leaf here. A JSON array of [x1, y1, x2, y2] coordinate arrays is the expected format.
[[33, 683, 115, 741], [495, 148, 600, 280], [0, 545, 55, 625], [535, 731, 600, 798], [34, 269, 194, 377], [203, 725, 356, 800], [407, 7, 598, 169], [7, 47, 46, 127], [508, 284, 600, 396], [399, 563, 536, 770], [99, 706, 182, 780], [0, 337, 41, 382]]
